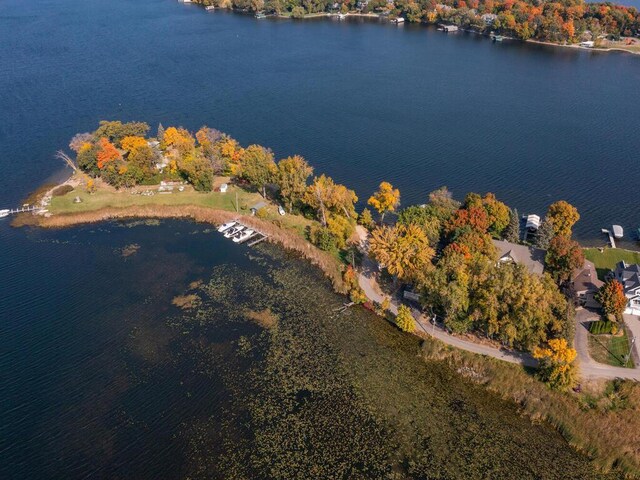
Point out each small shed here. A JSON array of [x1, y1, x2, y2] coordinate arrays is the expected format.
[[220, 183, 228, 193], [250, 202, 267, 216]]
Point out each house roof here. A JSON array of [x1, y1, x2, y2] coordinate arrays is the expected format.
[[492, 239, 546, 275], [614, 261, 640, 293], [572, 260, 603, 293]]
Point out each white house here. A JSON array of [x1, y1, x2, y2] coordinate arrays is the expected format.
[[613, 261, 640, 315]]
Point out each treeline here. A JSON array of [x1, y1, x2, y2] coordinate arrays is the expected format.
[[194, 0, 640, 44]]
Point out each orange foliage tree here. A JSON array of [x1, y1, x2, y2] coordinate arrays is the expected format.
[[96, 137, 121, 170]]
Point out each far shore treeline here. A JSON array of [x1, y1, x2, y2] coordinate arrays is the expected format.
[[71, 119, 594, 389], [194, 0, 640, 45]]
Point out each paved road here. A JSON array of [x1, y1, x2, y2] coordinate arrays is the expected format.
[[356, 226, 640, 380], [355, 226, 537, 368]]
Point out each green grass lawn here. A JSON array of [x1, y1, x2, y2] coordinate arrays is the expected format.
[[588, 326, 634, 368], [584, 247, 640, 280]]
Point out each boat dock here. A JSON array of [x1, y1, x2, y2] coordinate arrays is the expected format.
[[601, 228, 616, 248], [0, 205, 42, 218], [218, 220, 268, 246]]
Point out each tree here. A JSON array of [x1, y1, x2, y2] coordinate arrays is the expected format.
[[397, 205, 442, 245], [503, 208, 520, 243], [178, 153, 214, 191], [326, 214, 355, 249], [369, 223, 434, 283], [533, 338, 577, 389], [368, 181, 400, 222], [276, 155, 313, 211], [157, 123, 165, 144], [596, 279, 627, 320], [240, 145, 277, 198], [128, 143, 156, 175], [96, 137, 121, 170], [69, 132, 93, 152], [94, 120, 150, 147], [163, 127, 195, 155], [395, 305, 415, 333], [465, 192, 510, 236], [547, 200, 580, 238], [304, 175, 358, 227], [77, 142, 99, 176], [426, 186, 461, 221], [534, 217, 554, 249], [358, 208, 375, 230], [121, 136, 147, 153], [545, 235, 585, 283]]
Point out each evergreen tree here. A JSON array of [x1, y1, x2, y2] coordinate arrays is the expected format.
[[503, 208, 520, 243], [534, 217, 554, 249], [157, 123, 165, 143]]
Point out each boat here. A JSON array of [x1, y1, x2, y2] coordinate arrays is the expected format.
[[612, 225, 624, 239], [0, 209, 10, 218], [337, 13, 347, 20], [493, 35, 504, 42], [278, 205, 286, 216], [233, 229, 254, 243], [217, 221, 236, 233], [205, 5, 215, 11], [255, 12, 266, 19], [392, 17, 405, 24], [224, 225, 245, 238]]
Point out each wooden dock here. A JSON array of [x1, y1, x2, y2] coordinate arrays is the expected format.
[[601, 228, 616, 248], [1, 205, 41, 216]]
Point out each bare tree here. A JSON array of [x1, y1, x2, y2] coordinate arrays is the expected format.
[[55, 150, 77, 173]]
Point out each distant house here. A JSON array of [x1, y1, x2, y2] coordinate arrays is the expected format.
[[572, 260, 603, 308], [613, 261, 640, 315], [492, 239, 545, 276], [481, 13, 497, 25]]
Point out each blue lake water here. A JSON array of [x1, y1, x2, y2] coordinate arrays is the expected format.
[[1, 0, 639, 242], [0, 0, 639, 477]]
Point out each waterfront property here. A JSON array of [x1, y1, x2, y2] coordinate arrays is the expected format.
[[492, 239, 546, 275], [572, 260, 603, 308], [613, 261, 640, 315]]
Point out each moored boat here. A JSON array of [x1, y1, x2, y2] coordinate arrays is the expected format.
[[217, 221, 236, 233], [234, 229, 254, 243], [612, 224, 624, 239], [224, 225, 244, 238], [0, 209, 10, 218]]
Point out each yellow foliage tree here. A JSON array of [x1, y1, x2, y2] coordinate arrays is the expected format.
[[121, 136, 147, 153], [533, 338, 577, 389], [163, 127, 195, 155], [395, 305, 415, 333], [368, 181, 400, 222]]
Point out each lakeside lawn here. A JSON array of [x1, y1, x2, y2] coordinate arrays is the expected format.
[[588, 327, 634, 368], [49, 178, 316, 240], [584, 247, 640, 280]]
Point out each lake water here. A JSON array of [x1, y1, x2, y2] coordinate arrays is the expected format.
[[1, 0, 639, 243], [0, 0, 639, 477]]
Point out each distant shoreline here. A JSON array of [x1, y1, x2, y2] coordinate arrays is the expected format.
[[193, 5, 640, 56]]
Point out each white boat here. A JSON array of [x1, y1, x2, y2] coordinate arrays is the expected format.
[[392, 17, 405, 24], [224, 225, 244, 238], [337, 13, 346, 20], [233, 229, 254, 243], [0, 209, 10, 218], [278, 205, 286, 216], [612, 225, 624, 239], [255, 12, 266, 19], [205, 5, 215, 11], [217, 221, 236, 233]]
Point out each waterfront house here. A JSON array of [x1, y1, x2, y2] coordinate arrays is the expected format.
[[572, 260, 603, 308], [492, 239, 545, 276], [612, 261, 640, 315], [481, 13, 497, 25]]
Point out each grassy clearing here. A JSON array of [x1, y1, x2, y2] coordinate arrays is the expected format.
[[584, 247, 640, 280], [588, 328, 634, 368]]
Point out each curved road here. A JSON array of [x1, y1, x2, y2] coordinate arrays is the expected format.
[[356, 226, 640, 381]]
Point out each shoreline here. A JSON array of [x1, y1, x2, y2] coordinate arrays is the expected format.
[[201, 6, 640, 57]]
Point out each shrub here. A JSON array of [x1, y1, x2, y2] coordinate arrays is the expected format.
[[309, 225, 337, 251], [589, 321, 615, 335], [52, 184, 74, 196], [291, 6, 305, 18]]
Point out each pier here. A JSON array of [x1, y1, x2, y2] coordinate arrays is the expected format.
[[601, 228, 616, 248], [0, 205, 42, 217]]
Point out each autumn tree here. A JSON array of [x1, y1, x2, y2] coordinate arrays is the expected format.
[[240, 145, 277, 198], [368, 181, 400, 222], [503, 208, 520, 243], [596, 279, 627, 320], [395, 305, 416, 333], [533, 338, 577, 389], [358, 208, 375, 230], [163, 127, 195, 155], [94, 120, 149, 147], [121, 135, 148, 153], [77, 142, 99, 176], [397, 205, 442, 245], [369, 223, 434, 283], [69, 132, 93, 152], [304, 175, 358, 226], [178, 153, 214, 191], [465, 192, 510, 236], [96, 137, 121, 170], [547, 200, 580, 238], [276, 155, 313, 211], [545, 235, 585, 283]]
